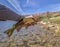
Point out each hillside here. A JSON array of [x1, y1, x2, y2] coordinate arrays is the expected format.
[[0, 4, 24, 21], [32, 11, 60, 17]]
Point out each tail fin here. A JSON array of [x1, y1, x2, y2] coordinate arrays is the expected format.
[[4, 25, 15, 37]]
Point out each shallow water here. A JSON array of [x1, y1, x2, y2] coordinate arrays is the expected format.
[[0, 21, 60, 47], [0, 21, 16, 33]]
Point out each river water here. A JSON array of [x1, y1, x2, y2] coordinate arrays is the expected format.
[[0, 21, 41, 36], [0, 21, 17, 33], [0, 21, 60, 47]]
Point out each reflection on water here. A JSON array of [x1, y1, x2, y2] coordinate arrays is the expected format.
[[0, 21, 17, 33]]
